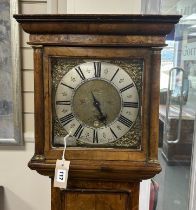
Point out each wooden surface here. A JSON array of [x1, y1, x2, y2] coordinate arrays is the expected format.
[[32, 46, 45, 161], [15, 14, 181, 210], [52, 180, 139, 210], [14, 14, 181, 35], [28, 34, 166, 47]]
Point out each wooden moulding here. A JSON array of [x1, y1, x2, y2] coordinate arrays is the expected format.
[[14, 14, 181, 35], [29, 159, 161, 181], [28, 34, 166, 47]]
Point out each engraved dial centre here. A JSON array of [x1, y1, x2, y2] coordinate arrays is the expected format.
[[73, 79, 121, 128]]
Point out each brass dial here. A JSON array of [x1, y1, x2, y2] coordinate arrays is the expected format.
[[55, 61, 139, 145]]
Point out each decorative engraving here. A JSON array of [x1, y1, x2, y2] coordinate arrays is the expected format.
[[51, 58, 82, 91], [110, 60, 143, 92], [52, 58, 143, 149], [109, 117, 141, 148]]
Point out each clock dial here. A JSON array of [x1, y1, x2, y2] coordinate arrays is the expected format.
[[53, 59, 142, 148]]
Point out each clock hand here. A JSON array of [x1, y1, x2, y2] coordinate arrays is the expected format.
[[91, 91, 100, 107], [91, 92, 107, 124], [91, 92, 104, 115]]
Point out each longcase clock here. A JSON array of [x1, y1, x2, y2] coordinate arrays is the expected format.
[[14, 14, 181, 210]]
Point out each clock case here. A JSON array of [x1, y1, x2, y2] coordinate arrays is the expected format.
[[15, 14, 180, 209]]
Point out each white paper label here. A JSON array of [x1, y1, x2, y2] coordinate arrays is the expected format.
[[54, 159, 70, 189]]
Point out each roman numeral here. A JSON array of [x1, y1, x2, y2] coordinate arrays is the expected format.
[[75, 66, 85, 80], [73, 124, 84, 138], [118, 115, 133, 128], [123, 102, 138, 108], [120, 83, 134, 93], [59, 113, 74, 126], [56, 101, 71, 105], [110, 68, 119, 81], [109, 127, 118, 139], [61, 82, 74, 90], [94, 62, 101, 77], [93, 129, 98, 143]]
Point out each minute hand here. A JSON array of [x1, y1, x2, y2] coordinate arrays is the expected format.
[[91, 92, 107, 122]]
